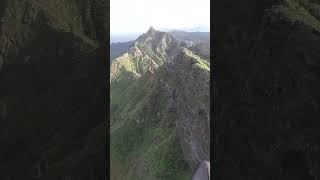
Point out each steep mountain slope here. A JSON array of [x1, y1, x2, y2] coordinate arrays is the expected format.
[[110, 28, 210, 179], [0, 0, 108, 179], [214, 0, 320, 179]]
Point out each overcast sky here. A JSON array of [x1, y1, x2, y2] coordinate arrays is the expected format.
[[110, 0, 210, 35]]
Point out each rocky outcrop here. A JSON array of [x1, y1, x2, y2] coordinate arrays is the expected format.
[[166, 48, 210, 169], [214, 0, 320, 179]]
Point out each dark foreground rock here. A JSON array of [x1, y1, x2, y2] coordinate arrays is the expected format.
[[214, 0, 320, 179], [0, 0, 108, 179]]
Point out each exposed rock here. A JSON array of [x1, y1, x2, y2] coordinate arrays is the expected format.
[[170, 49, 210, 169]]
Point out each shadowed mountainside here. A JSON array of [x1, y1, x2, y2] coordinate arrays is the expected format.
[[214, 0, 320, 179], [0, 0, 108, 179]]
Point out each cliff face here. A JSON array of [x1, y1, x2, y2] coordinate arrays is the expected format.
[[168, 48, 210, 170], [110, 29, 210, 179], [0, 0, 108, 179], [214, 0, 320, 179]]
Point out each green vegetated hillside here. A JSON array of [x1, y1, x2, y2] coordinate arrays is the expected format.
[[110, 27, 210, 180], [0, 0, 108, 179]]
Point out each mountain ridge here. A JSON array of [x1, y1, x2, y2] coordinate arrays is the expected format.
[[110, 29, 210, 63], [110, 28, 210, 180]]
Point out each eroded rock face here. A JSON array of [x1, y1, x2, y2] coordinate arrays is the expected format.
[[214, 0, 320, 179], [175, 54, 210, 170], [164, 49, 210, 170]]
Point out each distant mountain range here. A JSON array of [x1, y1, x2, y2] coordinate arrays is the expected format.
[[110, 27, 210, 180], [110, 33, 141, 43], [111, 27, 210, 43], [110, 41, 134, 60], [160, 25, 210, 32]]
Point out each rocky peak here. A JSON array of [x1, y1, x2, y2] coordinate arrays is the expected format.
[[147, 26, 156, 34], [137, 27, 173, 42], [126, 28, 181, 64]]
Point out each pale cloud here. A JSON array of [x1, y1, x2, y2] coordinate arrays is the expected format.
[[111, 0, 210, 35]]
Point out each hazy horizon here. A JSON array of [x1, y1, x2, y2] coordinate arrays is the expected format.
[[110, 27, 210, 43], [111, 0, 210, 36]]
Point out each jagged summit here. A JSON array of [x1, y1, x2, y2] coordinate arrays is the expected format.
[[139, 26, 157, 37], [111, 29, 182, 82], [138, 26, 174, 43], [111, 28, 211, 84], [139, 26, 162, 39], [147, 26, 156, 33]]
